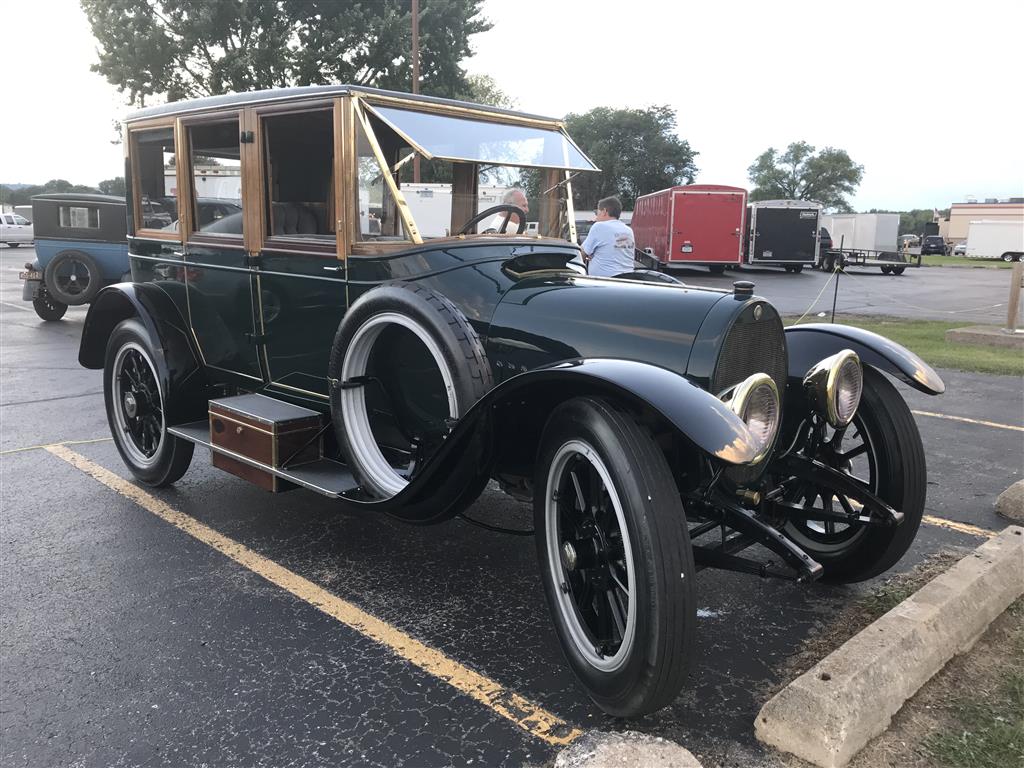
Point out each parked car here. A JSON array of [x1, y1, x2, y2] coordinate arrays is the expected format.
[[18, 193, 128, 320], [898, 234, 919, 247], [952, 242, 967, 256], [79, 84, 945, 718], [921, 235, 946, 255], [0, 212, 34, 247]]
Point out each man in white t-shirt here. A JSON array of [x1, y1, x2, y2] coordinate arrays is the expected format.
[[480, 188, 529, 233], [580, 196, 635, 277]]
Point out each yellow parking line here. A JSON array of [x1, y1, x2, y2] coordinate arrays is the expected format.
[[0, 436, 113, 456], [912, 410, 1024, 433], [44, 444, 581, 747], [923, 515, 995, 538]]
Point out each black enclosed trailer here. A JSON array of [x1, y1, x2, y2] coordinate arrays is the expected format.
[[745, 199, 820, 272]]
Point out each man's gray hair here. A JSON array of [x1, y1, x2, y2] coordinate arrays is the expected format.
[[503, 188, 527, 205]]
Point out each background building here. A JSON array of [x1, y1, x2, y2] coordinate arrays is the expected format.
[[939, 198, 1024, 242]]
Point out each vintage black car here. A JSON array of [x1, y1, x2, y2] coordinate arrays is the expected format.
[[79, 85, 945, 718]]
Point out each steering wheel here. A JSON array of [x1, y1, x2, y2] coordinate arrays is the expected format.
[[457, 204, 527, 236]]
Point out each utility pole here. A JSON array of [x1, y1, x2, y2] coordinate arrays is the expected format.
[[412, 0, 421, 182]]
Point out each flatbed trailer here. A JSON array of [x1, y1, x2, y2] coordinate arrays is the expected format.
[[820, 247, 922, 275]]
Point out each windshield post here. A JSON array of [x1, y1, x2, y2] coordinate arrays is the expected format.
[[564, 171, 577, 244], [353, 97, 423, 244]]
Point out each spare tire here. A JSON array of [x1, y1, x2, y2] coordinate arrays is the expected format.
[[329, 282, 493, 499], [44, 249, 102, 305]]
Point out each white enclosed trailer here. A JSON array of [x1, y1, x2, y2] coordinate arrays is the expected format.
[[820, 213, 900, 252], [818, 213, 917, 274], [965, 220, 1024, 261]]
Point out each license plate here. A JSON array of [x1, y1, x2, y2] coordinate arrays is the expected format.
[[18, 270, 42, 281]]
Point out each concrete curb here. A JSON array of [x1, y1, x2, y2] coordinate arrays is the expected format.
[[553, 730, 702, 768], [754, 525, 1024, 768], [996, 480, 1024, 522]]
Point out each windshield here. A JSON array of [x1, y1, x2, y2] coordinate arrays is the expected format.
[[364, 104, 597, 171]]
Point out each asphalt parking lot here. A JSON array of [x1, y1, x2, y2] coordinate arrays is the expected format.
[[2, 245, 1021, 767]]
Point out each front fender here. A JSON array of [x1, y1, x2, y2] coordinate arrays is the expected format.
[[348, 358, 763, 524], [785, 323, 945, 395], [79, 283, 208, 423]]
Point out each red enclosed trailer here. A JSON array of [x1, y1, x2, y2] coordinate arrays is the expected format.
[[632, 184, 747, 273]]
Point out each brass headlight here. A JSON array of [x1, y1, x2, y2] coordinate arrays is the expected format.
[[721, 373, 780, 463], [803, 349, 863, 427]]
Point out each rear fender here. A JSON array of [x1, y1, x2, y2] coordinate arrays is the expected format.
[[79, 283, 209, 423], [351, 359, 763, 524], [785, 323, 945, 395]]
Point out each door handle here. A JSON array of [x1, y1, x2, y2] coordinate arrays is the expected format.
[[323, 266, 343, 273]]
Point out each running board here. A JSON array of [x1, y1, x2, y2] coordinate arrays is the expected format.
[[168, 420, 359, 498]]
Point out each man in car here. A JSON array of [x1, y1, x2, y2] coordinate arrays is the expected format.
[[480, 188, 529, 233], [581, 196, 635, 276]]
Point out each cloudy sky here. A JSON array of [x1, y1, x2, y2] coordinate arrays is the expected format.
[[4, 0, 1021, 211]]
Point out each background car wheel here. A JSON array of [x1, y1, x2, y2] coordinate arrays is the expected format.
[[45, 249, 103, 306], [330, 282, 492, 499], [534, 397, 696, 717], [781, 367, 924, 583], [8, 243, 20, 249], [104, 319, 194, 486], [32, 288, 67, 321], [708, 264, 726, 274]]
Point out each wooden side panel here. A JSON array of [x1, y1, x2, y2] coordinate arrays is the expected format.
[[450, 162, 478, 235]]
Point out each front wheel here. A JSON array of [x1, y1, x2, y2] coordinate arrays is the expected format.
[[104, 319, 194, 486], [535, 397, 696, 717], [781, 367, 925, 582]]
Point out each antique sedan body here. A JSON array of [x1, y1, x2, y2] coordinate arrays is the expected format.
[[78, 85, 944, 717]]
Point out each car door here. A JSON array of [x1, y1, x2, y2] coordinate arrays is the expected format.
[[179, 113, 264, 384], [254, 101, 348, 401]]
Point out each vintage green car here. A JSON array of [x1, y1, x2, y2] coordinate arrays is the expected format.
[[78, 85, 944, 717]]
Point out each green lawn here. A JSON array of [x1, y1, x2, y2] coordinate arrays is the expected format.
[[921, 253, 1013, 269], [786, 316, 1024, 376]]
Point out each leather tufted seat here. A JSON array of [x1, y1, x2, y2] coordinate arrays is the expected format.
[[272, 202, 319, 236]]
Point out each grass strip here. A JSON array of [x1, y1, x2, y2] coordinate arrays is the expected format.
[[921, 254, 1013, 269], [786, 315, 1024, 376], [922, 600, 1024, 768]]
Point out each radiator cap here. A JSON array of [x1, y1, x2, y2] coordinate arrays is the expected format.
[[733, 280, 755, 297]]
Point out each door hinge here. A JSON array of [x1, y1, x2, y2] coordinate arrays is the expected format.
[[245, 332, 268, 344], [245, 253, 262, 267], [240, 130, 255, 144]]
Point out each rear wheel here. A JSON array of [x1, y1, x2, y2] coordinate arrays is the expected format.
[[708, 264, 726, 274], [104, 319, 194, 486], [891, 266, 906, 275], [32, 287, 67, 321], [781, 367, 924, 582], [535, 397, 695, 716]]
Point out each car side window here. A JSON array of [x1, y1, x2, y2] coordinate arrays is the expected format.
[[13, 215, 29, 225], [2, 215, 14, 225], [262, 109, 335, 243], [355, 117, 412, 243], [186, 119, 243, 237], [131, 127, 177, 232]]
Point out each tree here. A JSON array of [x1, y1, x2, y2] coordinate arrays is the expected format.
[[81, 0, 492, 106], [0, 179, 100, 206], [867, 208, 949, 236], [98, 177, 127, 196], [544, 106, 697, 210], [747, 141, 863, 212]]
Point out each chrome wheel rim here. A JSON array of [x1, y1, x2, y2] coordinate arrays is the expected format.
[[545, 440, 636, 672], [111, 342, 164, 467]]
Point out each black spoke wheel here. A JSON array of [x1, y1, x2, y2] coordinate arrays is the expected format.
[[32, 286, 67, 321], [781, 367, 925, 582], [104, 319, 193, 486], [535, 397, 695, 717]]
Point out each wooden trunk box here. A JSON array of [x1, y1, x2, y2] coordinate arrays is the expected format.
[[209, 394, 322, 492]]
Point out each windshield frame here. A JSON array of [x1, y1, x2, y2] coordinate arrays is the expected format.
[[351, 95, 592, 249]]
